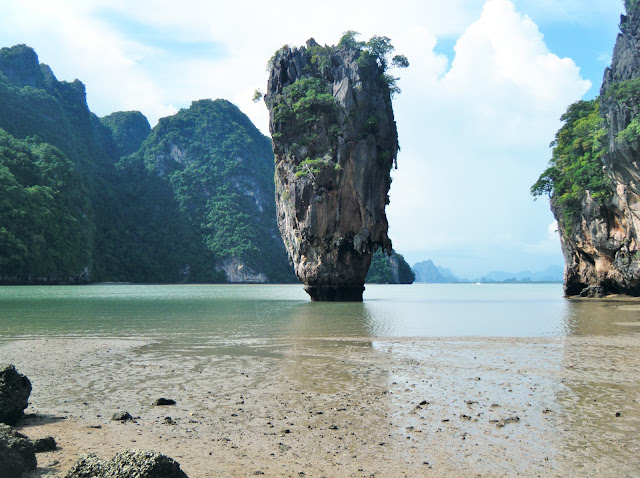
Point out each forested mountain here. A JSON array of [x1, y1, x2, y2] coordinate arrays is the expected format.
[[129, 99, 294, 283], [0, 44, 293, 284]]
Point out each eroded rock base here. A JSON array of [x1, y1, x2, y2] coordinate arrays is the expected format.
[[304, 285, 365, 302]]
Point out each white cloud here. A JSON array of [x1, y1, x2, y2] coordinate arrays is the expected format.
[[523, 221, 561, 254], [387, 0, 589, 273]]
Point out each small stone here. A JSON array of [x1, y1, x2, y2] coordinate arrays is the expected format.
[[33, 436, 57, 452], [153, 398, 176, 406], [111, 411, 133, 422]]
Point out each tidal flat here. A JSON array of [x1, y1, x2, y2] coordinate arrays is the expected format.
[[1, 284, 639, 477]]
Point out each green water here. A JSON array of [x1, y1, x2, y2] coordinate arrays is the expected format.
[[0, 283, 637, 342]]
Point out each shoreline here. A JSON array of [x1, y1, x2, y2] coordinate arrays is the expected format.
[[2, 334, 639, 477]]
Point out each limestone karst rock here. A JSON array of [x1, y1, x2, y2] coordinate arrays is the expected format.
[[548, 3, 640, 297], [0, 364, 31, 426], [265, 37, 402, 301], [65, 449, 189, 478], [0, 424, 37, 478]]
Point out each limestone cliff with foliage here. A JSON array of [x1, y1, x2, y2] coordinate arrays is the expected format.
[[533, 1, 640, 296], [265, 33, 407, 300], [130, 99, 293, 283], [0, 44, 293, 284]]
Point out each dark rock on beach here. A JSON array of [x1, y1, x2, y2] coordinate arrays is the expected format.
[[65, 453, 110, 477], [0, 364, 32, 425], [0, 423, 37, 478], [33, 435, 57, 452], [153, 398, 176, 406], [111, 411, 133, 422], [65, 449, 189, 478]]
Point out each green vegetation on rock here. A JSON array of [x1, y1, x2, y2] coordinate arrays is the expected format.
[[605, 78, 640, 103], [0, 44, 294, 284], [366, 249, 415, 284], [0, 129, 91, 280], [531, 99, 611, 224], [130, 99, 294, 283], [273, 77, 339, 126], [339, 31, 409, 96], [100, 111, 151, 158]]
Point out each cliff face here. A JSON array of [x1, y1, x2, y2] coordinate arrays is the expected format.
[[0, 44, 293, 284], [133, 99, 294, 283], [552, 4, 640, 297], [265, 38, 399, 301]]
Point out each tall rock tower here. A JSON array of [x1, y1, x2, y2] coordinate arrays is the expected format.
[[265, 36, 404, 301]]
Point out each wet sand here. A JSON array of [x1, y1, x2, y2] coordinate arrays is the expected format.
[[2, 331, 640, 477]]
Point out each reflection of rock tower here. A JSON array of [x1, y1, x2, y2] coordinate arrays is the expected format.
[[265, 38, 400, 301]]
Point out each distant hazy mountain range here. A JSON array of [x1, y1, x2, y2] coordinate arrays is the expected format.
[[412, 261, 563, 283]]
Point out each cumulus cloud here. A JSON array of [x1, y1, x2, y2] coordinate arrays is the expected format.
[[387, 0, 590, 272]]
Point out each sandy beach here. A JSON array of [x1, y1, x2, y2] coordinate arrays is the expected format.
[[2, 331, 639, 477]]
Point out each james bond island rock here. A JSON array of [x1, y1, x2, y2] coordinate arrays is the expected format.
[[533, 1, 640, 297], [0, 364, 31, 426], [265, 33, 408, 301]]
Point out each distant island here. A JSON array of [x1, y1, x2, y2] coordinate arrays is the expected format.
[[412, 260, 563, 284]]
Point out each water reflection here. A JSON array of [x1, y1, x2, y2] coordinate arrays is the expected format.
[[553, 298, 640, 473], [563, 299, 640, 336], [283, 301, 380, 394]]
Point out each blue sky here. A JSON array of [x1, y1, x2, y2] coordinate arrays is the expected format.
[[0, 0, 626, 278]]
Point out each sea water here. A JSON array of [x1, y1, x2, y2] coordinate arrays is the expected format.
[[0, 283, 637, 342]]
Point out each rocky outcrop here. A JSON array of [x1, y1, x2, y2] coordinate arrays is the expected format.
[[0, 364, 31, 426], [265, 38, 400, 301], [553, 3, 640, 296], [216, 258, 268, 283], [65, 450, 188, 478], [0, 424, 37, 478]]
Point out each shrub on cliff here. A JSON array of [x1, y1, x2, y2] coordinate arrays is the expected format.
[[531, 99, 611, 223]]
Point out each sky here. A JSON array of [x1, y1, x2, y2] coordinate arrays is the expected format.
[[0, 0, 625, 278]]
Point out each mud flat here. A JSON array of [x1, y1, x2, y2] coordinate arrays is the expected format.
[[1, 331, 639, 477]]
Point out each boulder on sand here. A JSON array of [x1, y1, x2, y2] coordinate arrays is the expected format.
[[0, 364, 32, 425], [66, 449, 189, 478], [0, 423, 37, 478]]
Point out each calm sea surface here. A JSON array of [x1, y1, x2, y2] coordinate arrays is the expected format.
[[0, 283, 637, 341]]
